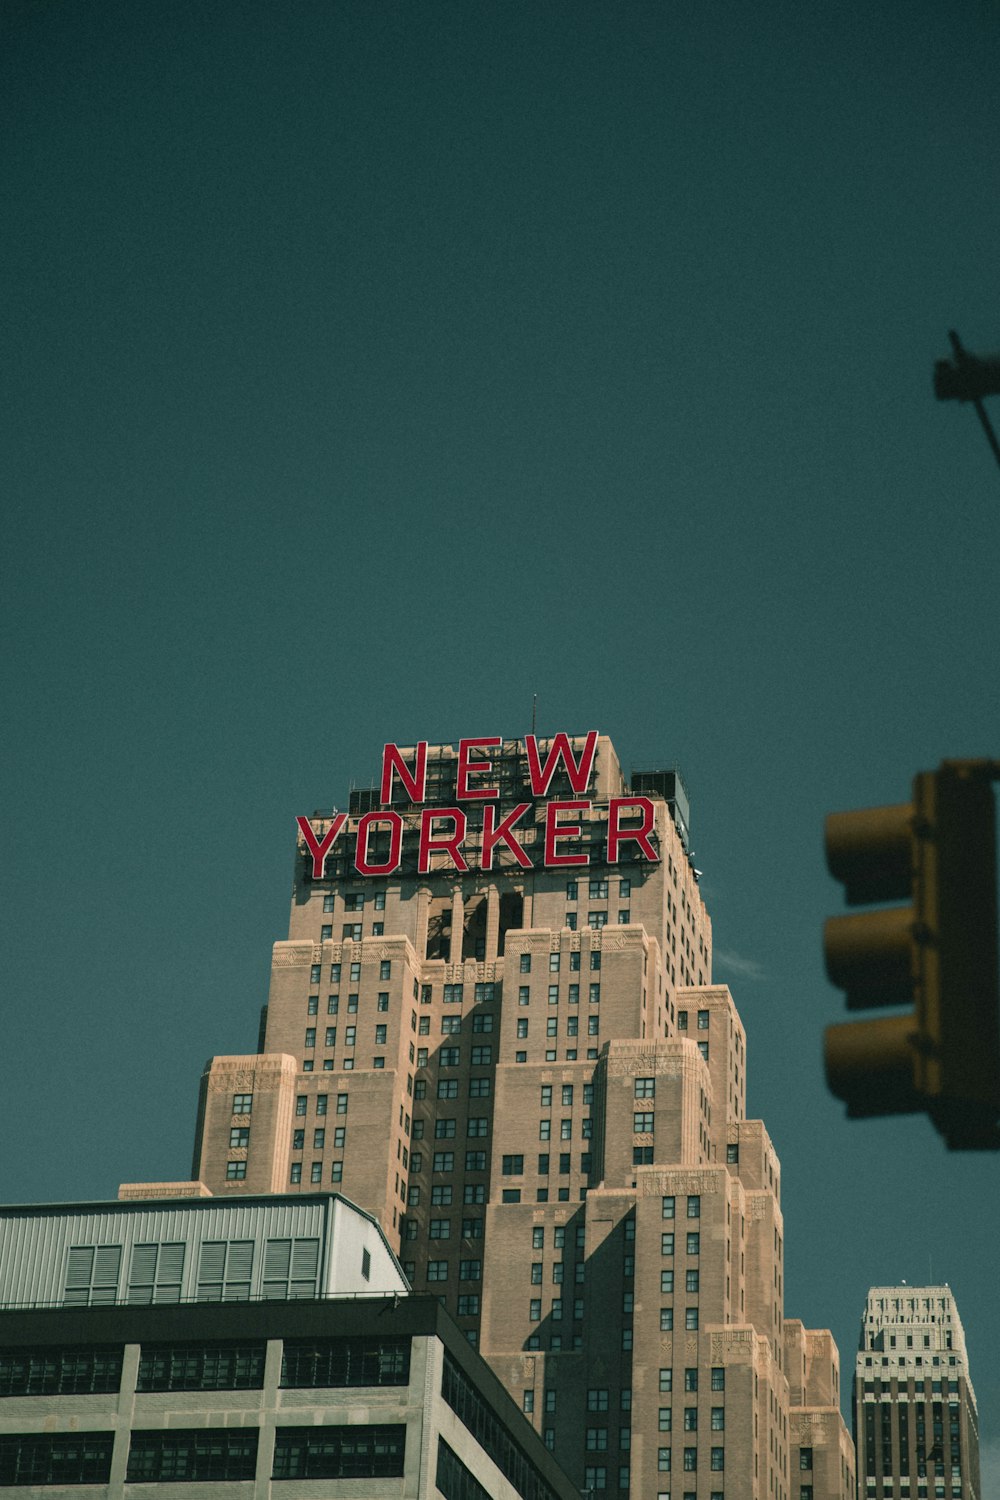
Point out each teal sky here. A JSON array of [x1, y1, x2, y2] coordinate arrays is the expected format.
[[3, 0, 999, 1458]]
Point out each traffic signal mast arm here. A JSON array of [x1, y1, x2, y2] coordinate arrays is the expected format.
[[823, 760, 1000, 1149], [934, 329, 1000, 473]]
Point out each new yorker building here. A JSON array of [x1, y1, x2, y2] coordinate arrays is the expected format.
[[129, 732, 855, 1500], [853, 1285, 980, 1500]]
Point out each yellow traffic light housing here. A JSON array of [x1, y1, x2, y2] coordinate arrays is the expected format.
[[823, 760, 1000, 1149]]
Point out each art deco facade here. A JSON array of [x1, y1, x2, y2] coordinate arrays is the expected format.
[[853, 1285, 980, 1500], [130, 733, 854, 1500]]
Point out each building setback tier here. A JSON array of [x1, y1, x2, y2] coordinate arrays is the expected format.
[[120, 732, 856, 1499]]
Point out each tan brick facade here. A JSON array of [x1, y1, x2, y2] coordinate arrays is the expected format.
[[132, 734, 854, 1499]]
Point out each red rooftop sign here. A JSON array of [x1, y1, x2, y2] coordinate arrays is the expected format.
[[297, 732, 659, 879]]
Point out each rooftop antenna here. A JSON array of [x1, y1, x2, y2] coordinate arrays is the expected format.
[[531, 693, 537, 736]]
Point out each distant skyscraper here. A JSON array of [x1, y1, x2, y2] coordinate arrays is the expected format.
[[129, 730, 855, 1498], [853, 1285, 980, 1500]]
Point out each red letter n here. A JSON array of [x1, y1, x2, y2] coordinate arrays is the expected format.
[[380, 741, 427, 804]]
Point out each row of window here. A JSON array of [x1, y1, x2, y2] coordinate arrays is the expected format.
[[657, 1446, 726, 1471], [0, 1337, 411, 1398], [663, 1194, 702, 1218], [417, 1078, 493, 1100], [531, 1224, 586, 1250], [565, 877, 632, 900], [88, 1424, 402, 1482], [581, 1466, 724, 1496], [516, 1048, 600, 1063], [291, 1126, 346, 1150], [519, 951, 601, 973], [659, 1368, 727, 1392], [304, 1024, 402, 1048], [328, 921, 385, 940], [507, 1152, 591, 1175], [61, 1237, 322, 1307], [553, 909, 631, 930], [294, 1092, 348, 1115], [313, 961, 378, 984], [317, 991, 388, 1014], [659, 1307, 703, 1329], [322, 891, 386, 911], [290, 1161, 344, 1184], [517, 986, 604, 1010]]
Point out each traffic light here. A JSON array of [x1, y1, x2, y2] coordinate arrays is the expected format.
[[823, 760, 1000, 1149]]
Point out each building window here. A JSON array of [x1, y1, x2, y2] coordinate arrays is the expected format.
[[800, 1448, 813, 1470], [685, 1308, 699, 1330], [271, 1425, 405, 1480], [588, 911, 607, 928], [469, 1078, 490, 1097], [331, 1162, 342, 1182], [438, 1080, 459, 1099], [659, 1369, 673, 1392], [687, 1195, 701, 1218], [726, 1143, 739, 1163], [634, 1111, 654, 1133], [126, 1429, 259, 1483], [583, 1467, 607, 1490], [380, 960, 392, 980], [375, 1025, 387, 1044], [427, 1261, 448, 1281], [589, 983, 601, 1003], [662, 1232, 674, 1255], [661, 1270, 674, 1293], [658, 1447, 672, 1471], [290, 1164, 302, 1184], [687, 1269, 700, 1292], [660, 1308, 673, 1330], [520, 953, 532, 972], [429, 1220, 451, 1238], [471, 1045, 492, 1065], [502, 1155, 524, 1175], [62, 1245, 122, 1306], [635, 1077, 655, 1097], [711, 1367, 725, 1391], [225, 1162, 246, 1180]]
